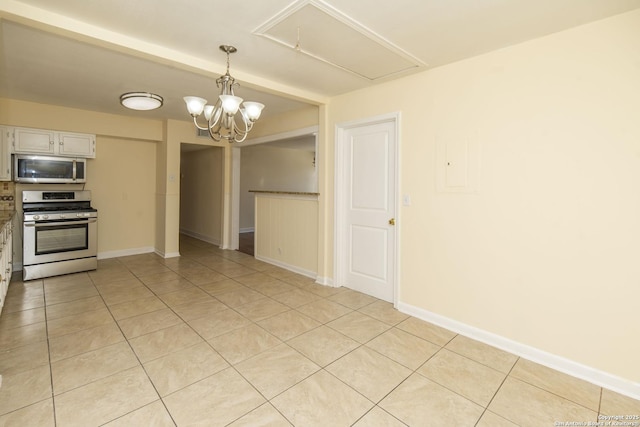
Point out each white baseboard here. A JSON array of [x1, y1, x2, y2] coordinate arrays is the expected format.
[[255, 254, 318, 281], [98, 247, 155, 260], [179, 229, 221, 246], [156, 250, 181, 259], [398, 302, 640, 401], [239, 227, 255, 233], [315, 276, 336, 287]]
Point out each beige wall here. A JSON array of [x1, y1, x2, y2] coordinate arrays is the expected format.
[[10, 137, 157, 262], [0, 98, 162, 141], [2, 7, 638, 393], [0, 99, 230, 260], [156, 119, 227, 255], [240, 145, 317, 230], [325, 10, 640, 386], [0, 99, 162, 262], [89, 137, 157, 256], [249, 106, 319, 139], [180, 146, 224, 244]]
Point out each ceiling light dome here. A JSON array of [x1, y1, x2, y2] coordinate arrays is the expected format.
[[120, 92, 163, 110]]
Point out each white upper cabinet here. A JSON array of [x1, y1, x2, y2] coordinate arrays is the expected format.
[[0, 126, 12, 181], [58, 132, 96, 157], [13, 127, 56, 154], [12, 127, 96, 158]]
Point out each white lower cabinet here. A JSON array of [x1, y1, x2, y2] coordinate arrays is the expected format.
[[0, 217, 14, 316]]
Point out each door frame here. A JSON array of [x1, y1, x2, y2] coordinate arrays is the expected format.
[[230, 126, 319, 251], [334, 112, 400, 305]]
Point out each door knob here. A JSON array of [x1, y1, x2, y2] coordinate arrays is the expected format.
[[388, 218, 395, 225]]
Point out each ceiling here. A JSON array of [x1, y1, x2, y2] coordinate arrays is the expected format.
[[1, 0, 639, 123]]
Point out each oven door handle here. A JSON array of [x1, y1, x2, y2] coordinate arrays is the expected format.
[[24, 219, 97, 227]]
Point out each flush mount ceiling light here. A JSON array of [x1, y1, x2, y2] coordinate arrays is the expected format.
[[120, 92, 163, 111], [184, 45, 265, 143]]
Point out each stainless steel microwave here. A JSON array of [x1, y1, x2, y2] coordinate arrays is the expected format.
[[14, 155, 87, 183]]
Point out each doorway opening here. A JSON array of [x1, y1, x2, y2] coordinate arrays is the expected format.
[[179, 143, 224, 250], [238, 231, 254, 256], [231, 126, 319, 254]]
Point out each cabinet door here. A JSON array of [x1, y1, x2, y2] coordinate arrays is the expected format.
[[0, 126, 12, 181], [14, 127, 56, 154], [59, 132, 96, 158], [5, 222, 12, 281], [0, 227, 6, 316]]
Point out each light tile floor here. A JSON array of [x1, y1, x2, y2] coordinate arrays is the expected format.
[[1, 235, 639, 426]]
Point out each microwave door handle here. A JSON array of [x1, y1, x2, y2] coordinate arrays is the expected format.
[[72, 159, 77, 181]]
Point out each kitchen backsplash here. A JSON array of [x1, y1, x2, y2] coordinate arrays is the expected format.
[[0, 182, 15, 211]]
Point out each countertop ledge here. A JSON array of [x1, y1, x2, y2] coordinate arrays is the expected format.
[[249, 190, 319, 196]]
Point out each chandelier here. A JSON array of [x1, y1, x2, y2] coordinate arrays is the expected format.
[[184, 45, 264, 143]]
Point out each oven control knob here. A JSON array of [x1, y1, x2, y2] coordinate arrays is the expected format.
[[33, 215, 40, 220], [59, 214, 66, 219], [43, 215, 49, 220]]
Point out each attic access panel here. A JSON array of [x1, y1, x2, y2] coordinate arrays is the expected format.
[[254, 0, 424, 81]]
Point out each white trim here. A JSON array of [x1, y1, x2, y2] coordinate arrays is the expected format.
[[157, 251, 181, 259], [255, 254, 318, 281], [98, 246, 155, 260], [231, 146, 241, 250], [334, 112, 401, 305], [315, 276, 336, 287], [398, 302, 640, 401], [239, 227, 255, 233], [179, 228, 221, 246], [244, 126, 319, 146]]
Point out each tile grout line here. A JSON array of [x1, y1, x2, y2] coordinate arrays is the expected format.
[[117, 252, 292, 424], [87, 261, 179, 427], [10, 240, 624, 425], [473, 354, 520, 427], [42, 279, 59, 427]]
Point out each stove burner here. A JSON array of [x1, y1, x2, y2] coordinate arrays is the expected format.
[[22, 190, 97, 220]]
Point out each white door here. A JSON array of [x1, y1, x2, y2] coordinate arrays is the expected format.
[[337, 117, 397, 302]]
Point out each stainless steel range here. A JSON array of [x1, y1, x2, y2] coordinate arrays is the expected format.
[[22, 190, 98, 280]]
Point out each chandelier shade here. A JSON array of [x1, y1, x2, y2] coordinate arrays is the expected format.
[[184, 45, 264, 143], [184, 96, 207, 116]]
